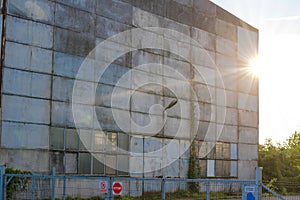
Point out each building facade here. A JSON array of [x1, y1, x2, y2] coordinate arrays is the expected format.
[[0, 0, 258, 181]]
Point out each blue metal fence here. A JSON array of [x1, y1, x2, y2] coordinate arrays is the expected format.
[[0, 166, 286, 200]]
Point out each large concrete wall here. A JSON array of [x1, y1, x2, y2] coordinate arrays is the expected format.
[[0, 0, 258, 180]]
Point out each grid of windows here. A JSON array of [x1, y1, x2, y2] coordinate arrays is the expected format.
[[50, 128, 130, 175], [196, 141, 238, 177]]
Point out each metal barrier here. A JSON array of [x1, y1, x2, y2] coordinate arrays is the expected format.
[[0, 165, 288, 200]]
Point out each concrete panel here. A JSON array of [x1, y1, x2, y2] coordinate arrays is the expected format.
[[216, 53, 237, 72], [2, 122, 49, 149], [53, 52, 84, 78], [129, 156, 143, 176], [193, 12, 216, 34], [191, 46, 215, 68], [238, 160, 257, 179], [95, 106, 130, 132], [164, 117, 191, 139], [193, 83, 215, 104], [237, 26, 258, 63], [215, 69, 237, 91], [96, 15, 131, 40], [52, 76, 74, 102], [179, 159, 188, 178], [132, 7, 164, 28], [8, 0, 54, 24], [193, 65, 215, 86], [163, 139, 179, 159], [163, 57, 190, 79], [95, 84, 130, 109], [51, 102, 74, 127], [199, 103, 216, 122], [179, 140, 190, 159], [132, 50, 163, 74], [55, 4, 95, 33], [217, 124, 238, 143], [216, 89, 237, 108], [216, 37, 236, 57], [130, 136, 143, 154], [135, 0, 165, 17], [216, 107, 238, 125], [6, 16, 53, 48], [163, 159, 179, 177], [191, 27, 215, 51], [56, 0, 96, 13], [193, 0, 216, 16], [237, 72, 258, 95], [3, 68, 51, 99], [3, 95, 50, 124], [166, 0, 192, 26], [131, 91, 163, 114], [163, 18, 190, 43], [0, 149, 49, 172], [144, 157, 162, 177], [96, 0, 132, 25], [164, 76, 191, 100], [239, 144, 258, 161], [5, 41, 52, 73], [144, 137, 162, 154], [238, 110, 258, 128], [239, 127, 258, 144], [54, 27, 95, 57], [131, 69, 163, 95], [197, 121, 216, 141], [131, 111, 163, 135], [99, 64, 131, 88], [216, 19, 237, 42], [238, 93, 257, 112], [164, 97, 191, 120]]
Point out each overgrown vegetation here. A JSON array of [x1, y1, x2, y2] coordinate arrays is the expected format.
[[5, 168, 32, 200], [259, 131, 300, 194], [187, 140, 201, 193]]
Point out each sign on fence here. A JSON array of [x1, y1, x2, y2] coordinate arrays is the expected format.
[[99, 180, 108, 193], [112, 181, 123, 195]]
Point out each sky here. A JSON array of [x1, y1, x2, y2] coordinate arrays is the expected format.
[[211, 0, 300, 144]]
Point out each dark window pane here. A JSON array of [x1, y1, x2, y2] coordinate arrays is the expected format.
[[199, 142, 206, 158], [106, 132, 117, 152], [94, 131, 105, 151], [223, 143, 230, 159], [215, 160, 223, 177], [199, 159, 206, 177], [223, 161, 230, 177], [106, 155, 116, 175], [207, 142, 215, 159], [118, 133, 129, 152], [230, 161, 238, 177], [50, 127, 64, 150], [66, 129, 78, 150], [79, 153, 91, 174], [93, 155, 104, 174], [80, 130, 92, 151], [117, 155, 129, 176], [50, 152, 64, 173], [216, 142, 223, 159], [66, 153, 77, 174]]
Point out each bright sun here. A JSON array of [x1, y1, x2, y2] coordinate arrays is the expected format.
[[249, 56, 264, 77]]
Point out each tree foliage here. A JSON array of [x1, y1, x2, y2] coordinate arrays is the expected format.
[[259, 132, 300, 193]]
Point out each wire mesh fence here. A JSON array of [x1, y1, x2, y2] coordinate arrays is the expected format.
[[0, 166, 292, 200]]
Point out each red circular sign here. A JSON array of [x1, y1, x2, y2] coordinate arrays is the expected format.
[[112, 182, 122, 195]]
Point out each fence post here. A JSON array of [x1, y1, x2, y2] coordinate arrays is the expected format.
[[51, 167, 56, 200], [161, 178, 165, 200], [206, 181, 210, 200], [31, 175, 35, 200], [0, 165, 4, 200], [256, 167, 263, 200]]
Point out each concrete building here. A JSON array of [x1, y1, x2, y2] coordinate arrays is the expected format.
[[0, 0, 258, 182]]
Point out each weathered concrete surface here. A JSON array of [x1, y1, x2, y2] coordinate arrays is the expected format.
[[0, 0, 258, 184]]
